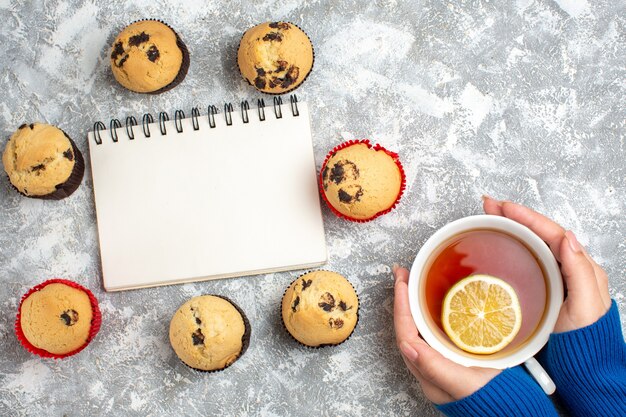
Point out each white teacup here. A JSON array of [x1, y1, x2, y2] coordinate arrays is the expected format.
[[408, 215, 564, 395]]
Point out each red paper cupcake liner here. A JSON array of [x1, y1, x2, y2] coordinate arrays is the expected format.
[[15, 279, 102, 359], [319, 139, 407, 223]]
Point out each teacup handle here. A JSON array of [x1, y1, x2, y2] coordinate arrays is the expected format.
[[524, 357, 556, 395]]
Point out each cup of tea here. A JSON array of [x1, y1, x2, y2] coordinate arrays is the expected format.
[[408, 215, 564, 394]]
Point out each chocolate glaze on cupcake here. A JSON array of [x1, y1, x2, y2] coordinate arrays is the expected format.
[[282, 271, 359, 347], [238, 21, 314, 94], [320, 140, 405, 222], [169, 295, 250, 372], [110, 20, 190, 94], [2, 123, 84, 200]]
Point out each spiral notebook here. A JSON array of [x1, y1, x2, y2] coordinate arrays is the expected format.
[[88, 97, 327, 291]]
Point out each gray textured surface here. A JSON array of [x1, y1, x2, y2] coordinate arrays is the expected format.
[[0, 0, 625, 416]]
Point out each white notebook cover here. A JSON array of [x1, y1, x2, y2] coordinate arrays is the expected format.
[[88, 101, 327, 291]]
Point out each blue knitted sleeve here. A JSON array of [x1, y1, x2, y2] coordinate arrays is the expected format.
[[539, 300, 626, 417], [436, 366, 558, 417]]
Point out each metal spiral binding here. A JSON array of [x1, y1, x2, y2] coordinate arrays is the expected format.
[[224, 103, 234, 126], [126, 116, 137, 140], [158, 112, 169, 135], [174, 110, 185, 133], [258, 99, 266, 121], [110, 119, 122, 142], [273, 96, 283, 119], [241, 101, 250, 124], [290, 95, 299, 117], [92, 95, 300, 144], [208, 105, 218, 128], [93, 121, 106, 145], [143, 113, 154, 137], [191, 107, 200, 131]]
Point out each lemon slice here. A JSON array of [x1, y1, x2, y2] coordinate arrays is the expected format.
[[442, 274, 522, 354]]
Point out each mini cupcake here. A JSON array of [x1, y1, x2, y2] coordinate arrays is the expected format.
[[15, 279, 101, 359], [238, 21, 314, 94], [281, 271, 359, 347], [320, 140, 406, 222], [110, 20, 190, 94], [2, 123, 85, 200], [169, 295, 250, 372]]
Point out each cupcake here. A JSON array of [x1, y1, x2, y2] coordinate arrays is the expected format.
[[320, 140, 405, 222], [237, 21, 314, 94], [169, 295, 250, 372], [2, 123, 85, 199], [282, 271, 359, 347], [15, 279, 101, 359], [110, 20, 190, 94]]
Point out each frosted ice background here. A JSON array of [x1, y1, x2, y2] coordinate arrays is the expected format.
[[0, 0, 624, 415]]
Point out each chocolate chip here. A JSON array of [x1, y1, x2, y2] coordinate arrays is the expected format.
[[276, 60, 288, 72], [338, 189, 351, 203], [31, 164, 45, 172], [269, 22, 290, 30], [280, 66, 299, 88], [291, 296, 300, 312], [117, 54, 129, 68], [192, 329, 205, 346], [18, 124, 27, 130], [330, 160, 359, 184], [128, 32, 150, 47], [263, 32, 283, 42], [338, 186, 363, 203], [254, 77, 266, 89], [146, 45, 160, 62], [256, 67, 266, 76], [190, 307, 202, 325], [328, 318, 344, 329], [63, 149, 74, 161], [111, 41, 125, 60], [60, 309, 79, 326], [322, 166, 329, 181], [318, 292, 335, 312], [29, 124, 34, 130], [301, 279, 312, 290], [268, 79, 277, 88], [330, 163, 345, 184]]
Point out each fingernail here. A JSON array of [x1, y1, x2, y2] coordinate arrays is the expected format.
[[400, 341, 419, 362], [392, 264, 400, 276], [565, 230, 582, 253], [482, 195, 503, 207]]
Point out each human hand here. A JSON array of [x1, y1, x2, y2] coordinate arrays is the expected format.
[[393, 265, 500, 404], [482, 196, 612, 332]]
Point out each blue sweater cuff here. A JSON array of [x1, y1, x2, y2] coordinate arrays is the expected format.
[[541, 300, 626, 417], [436, 366, 558, 417]]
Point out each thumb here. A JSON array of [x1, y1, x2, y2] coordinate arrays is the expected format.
[[559, 231, 601, 306], [401, 340, 496, 400], [558, 231, 608, 329]]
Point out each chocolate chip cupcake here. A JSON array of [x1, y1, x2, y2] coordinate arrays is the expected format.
[[320, 140, 406, 222], [15, 279, 101, 359], [282, 271, 359, 347], [2, 123, 84, 199], [238, 21, 314, 94], [110, 20, 189, 94], [169, 295, 250, 372]]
